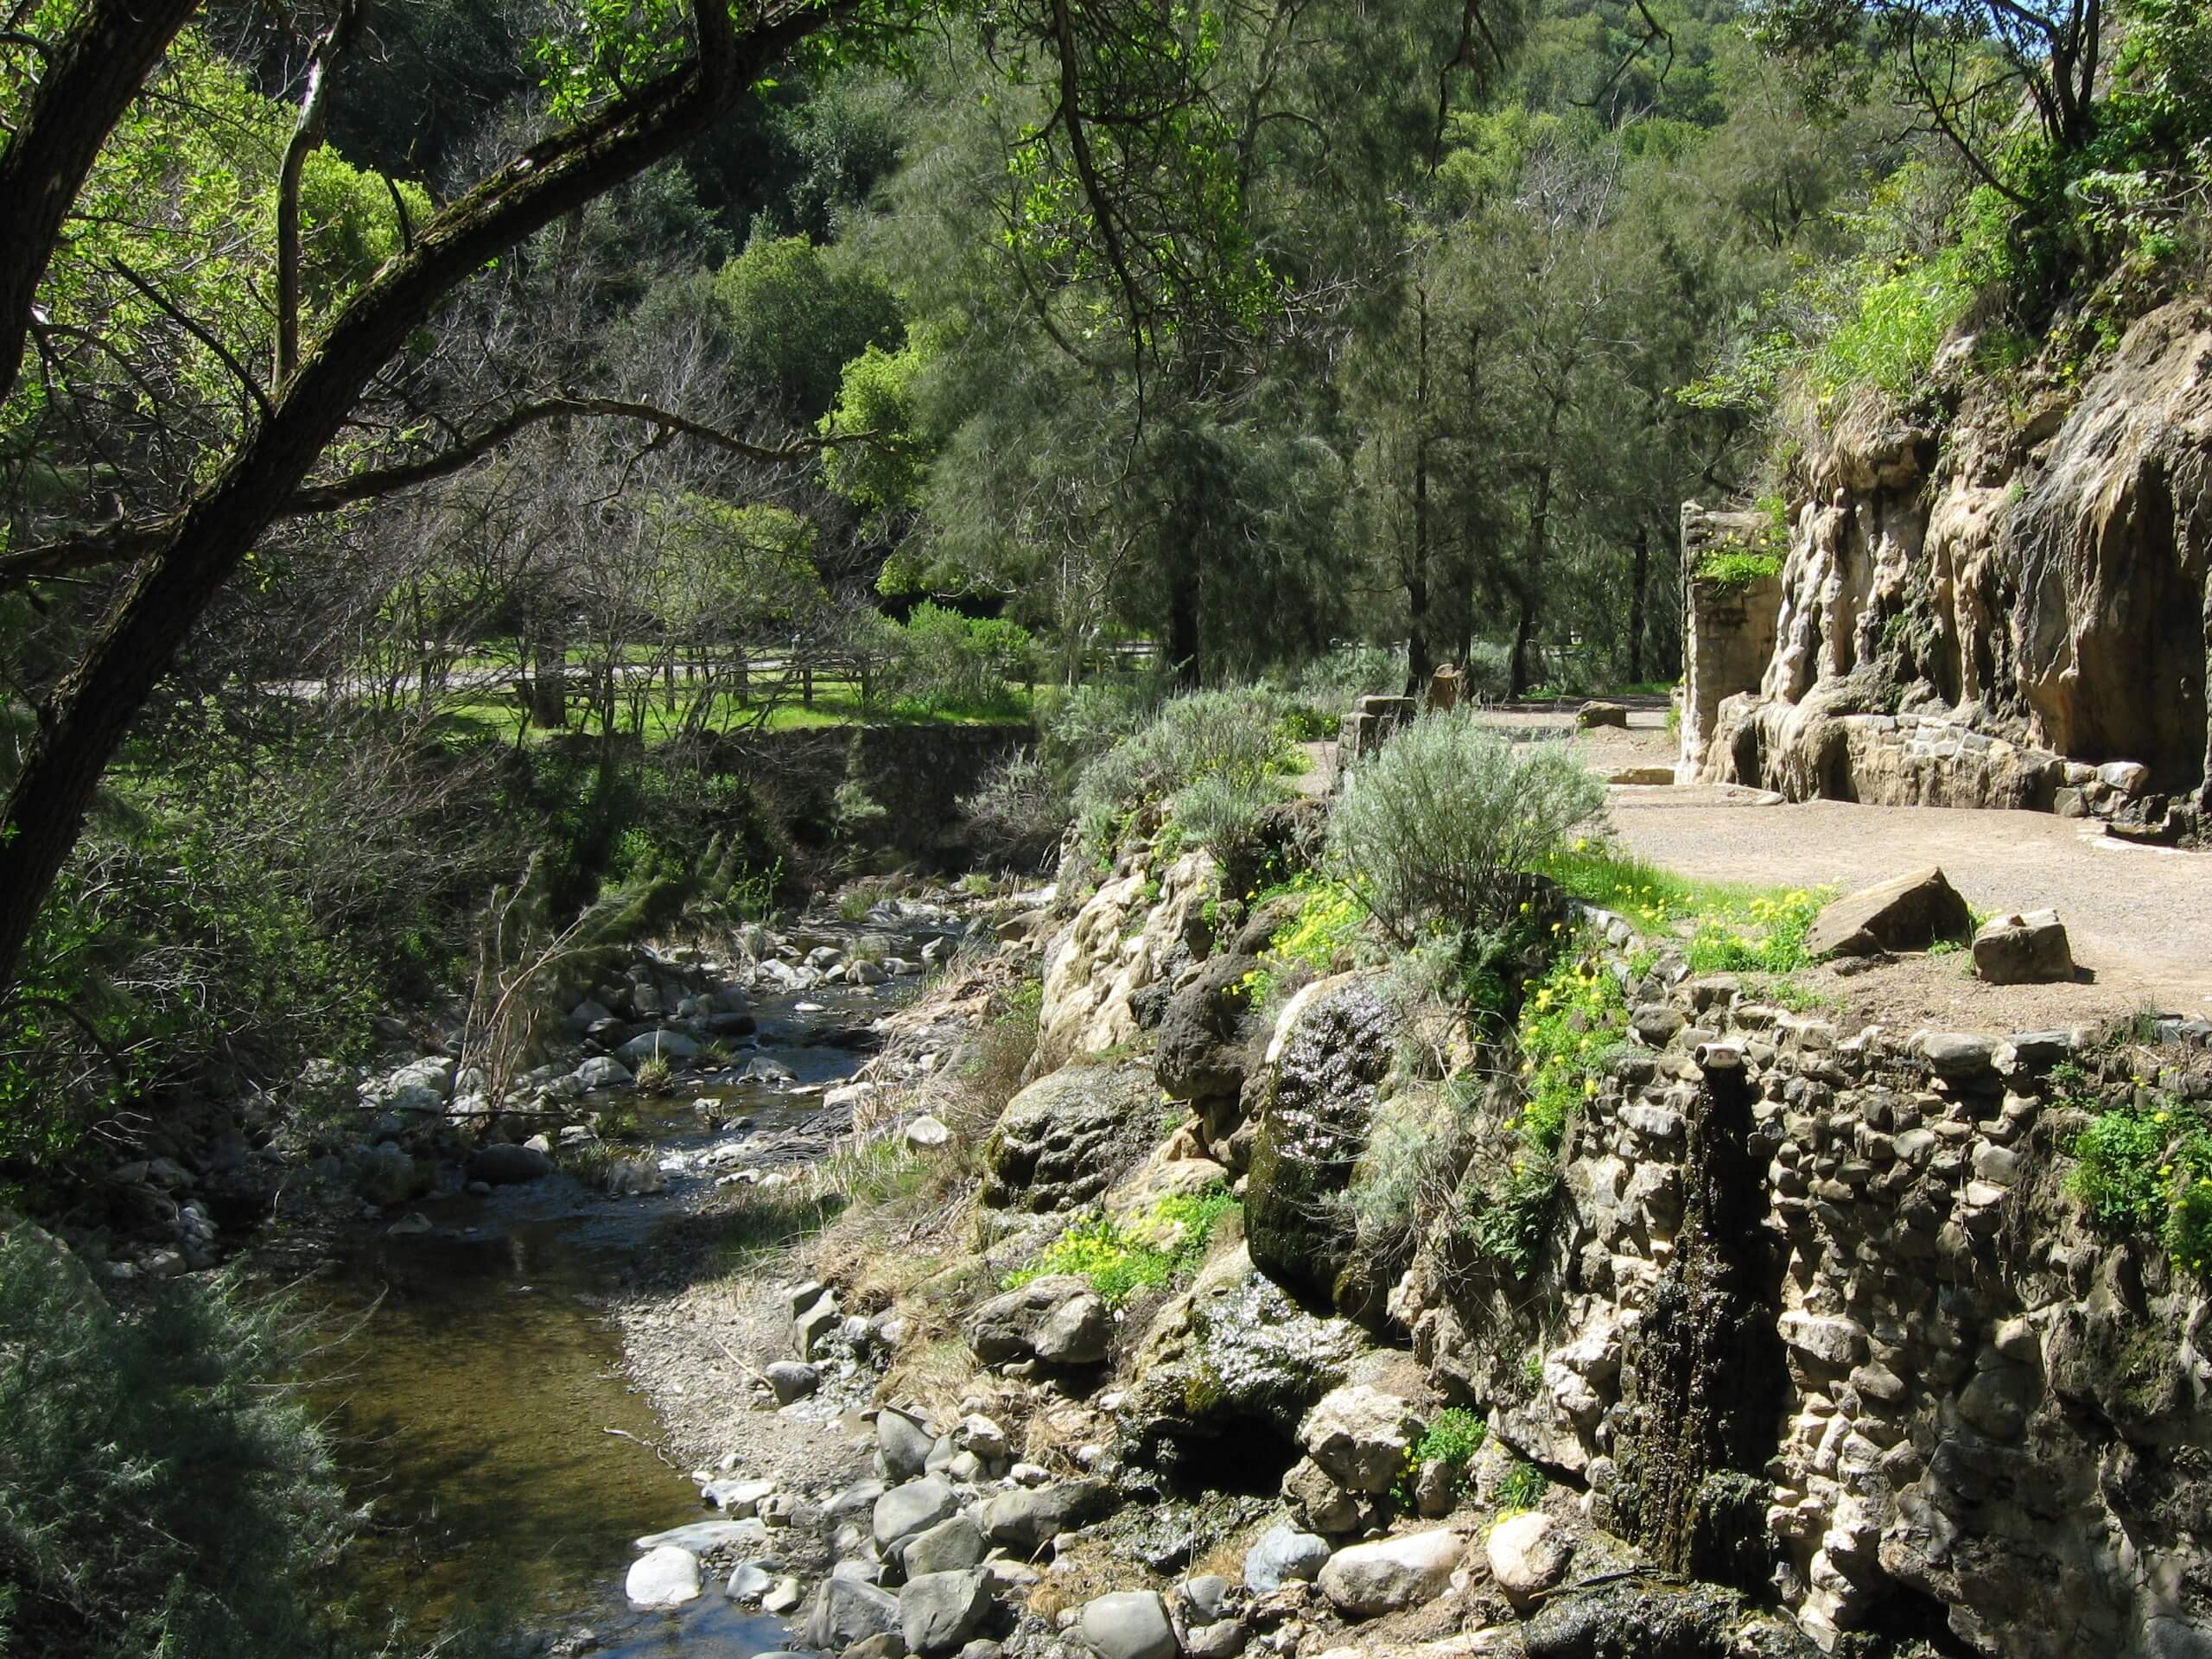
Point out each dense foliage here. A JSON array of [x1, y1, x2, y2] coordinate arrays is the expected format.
[[0, 1224, 357, 1659]]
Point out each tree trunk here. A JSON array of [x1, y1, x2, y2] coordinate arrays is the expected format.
[[1508, 403, 1562, 699], [1509, 581, 1540, 702], [1168, 556, 1201, 688], [0, 2, 811, 991], [529, 635, 568, 729], [1627, 522, 1649, 685], [1407, 280, 1433, 696]]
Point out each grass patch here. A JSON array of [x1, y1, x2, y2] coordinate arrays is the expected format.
[[1685, 887, 1825, 976], [1392, 1405, 1487, 1505], [1515, 944, 1627, 1154], [1005, 1186, 1239, 1306], [1494, 1457, 1548, 1517], [2069, 1090, 2212, 1276]]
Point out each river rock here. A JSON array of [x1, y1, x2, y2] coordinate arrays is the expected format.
[[1521, 1577, 1807, 1658], [764, 1360, 818, 1403], [803, 1578, 901, 1652], [762, 1575, 804, 1615], [906, 1113, 951, 1148], [982, 1060, 1161, 1212], [965, 1274, 1096, 1363], [575, 1055, 632, 1091], [704, 1477, 776, 1516], [467, 1142, 552, 1185], [900, 1569, 995, 1656], [1299, 1384, 1422, 1495], [1803, 867, 1971, 959], [626, 1545, 702, 1609], [635, 1519, 767, 1553], [902, 1511, 987, 1577], [617, 1029, 702, 1068], [728, 1560, 772, 1599], [1156, 953, 1265, 1118], [1316, 1529, 1465, 1616], [1078, 1591, 1178, 1659], [355, 1142, 416, 1205], [1033, 1290, 1110, 1365], [874, 1477, 961, 1551], [1244, 1521, 1332, 1592], [1245, 975, 1397, 1317], [978, 1480, 1105, 1553], [879, 1403, 937, 1480], [388, 1056, 456, 1099], [1486, 1511, 1574, 1611], [794, 1288, 840, 1359]]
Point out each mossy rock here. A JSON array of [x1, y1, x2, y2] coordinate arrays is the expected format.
[[982, 1058, 1160, 1213], [1244, 974, 1395, 1317], [1117, 1245, 1365, 1485]]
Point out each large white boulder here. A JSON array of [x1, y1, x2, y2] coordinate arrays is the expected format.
[[1316, 1529, 1465, 1616]]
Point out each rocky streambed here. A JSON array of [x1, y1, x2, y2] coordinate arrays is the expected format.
[[282, 895, 983, 1656]]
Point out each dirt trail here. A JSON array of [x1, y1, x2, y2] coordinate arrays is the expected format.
[[1468, 706, 2212, 1018]]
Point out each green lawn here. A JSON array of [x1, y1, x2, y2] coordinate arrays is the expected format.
[[425, 677, 1031, 748]]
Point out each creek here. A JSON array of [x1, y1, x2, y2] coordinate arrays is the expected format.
[[296, 937, 930, 1656]]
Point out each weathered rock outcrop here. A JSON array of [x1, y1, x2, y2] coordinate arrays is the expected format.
[[1689, 300, 2212, 826], [1037, 850, 1218, 1070]]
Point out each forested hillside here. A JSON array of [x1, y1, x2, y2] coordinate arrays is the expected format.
[[2, 0, 2209, 1651]]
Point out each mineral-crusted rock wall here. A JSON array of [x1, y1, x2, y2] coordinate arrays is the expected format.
[[1689, 299, 2212, 828], [1679, 505, 1784, 779], [1399, 954, 2212, 1658]]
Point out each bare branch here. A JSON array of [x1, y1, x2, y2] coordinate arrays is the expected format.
[[278, 0, 367, 382]]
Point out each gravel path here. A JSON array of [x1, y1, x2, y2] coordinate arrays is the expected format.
[[1607, 788, 2212, 1010], [1458, 705, 2212, 1013]]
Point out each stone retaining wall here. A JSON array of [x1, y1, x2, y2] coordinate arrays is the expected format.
[[1408, 940, 2212, 1656]]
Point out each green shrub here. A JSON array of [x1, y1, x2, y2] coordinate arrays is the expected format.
[[885, 602, 1033, 717], [1392, 1404, 1486, 1505], [1346, 1082, 1470, 1261], [1268, 875, 1367, 974], [1515, 946, 1628, 1154], [1467, 1155, 1560, 1276], [0, 1224, 359, 1659], [1326, 710, 1607, 944], [1006, 1187, 1239, 1306], [1462, 641, 1513, 702], [1291, 645, 1402, 719], [959, 751, 1066, 868], [1494, 1457, 1548, 1516], [1417, 1406, 1486, 1471], [1697, 549, 1783, 586], [2068, 1095, 2212, 1278], [1071, 689, 1296, 856], [1034, 671, 1172, 788]]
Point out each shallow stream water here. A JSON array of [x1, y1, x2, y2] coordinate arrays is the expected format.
[[300, 965, 917, 1656]]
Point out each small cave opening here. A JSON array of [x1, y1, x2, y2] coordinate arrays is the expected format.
[[1145, 1412, 1303, 1500], [1851, 1577, 1977, 1657]]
